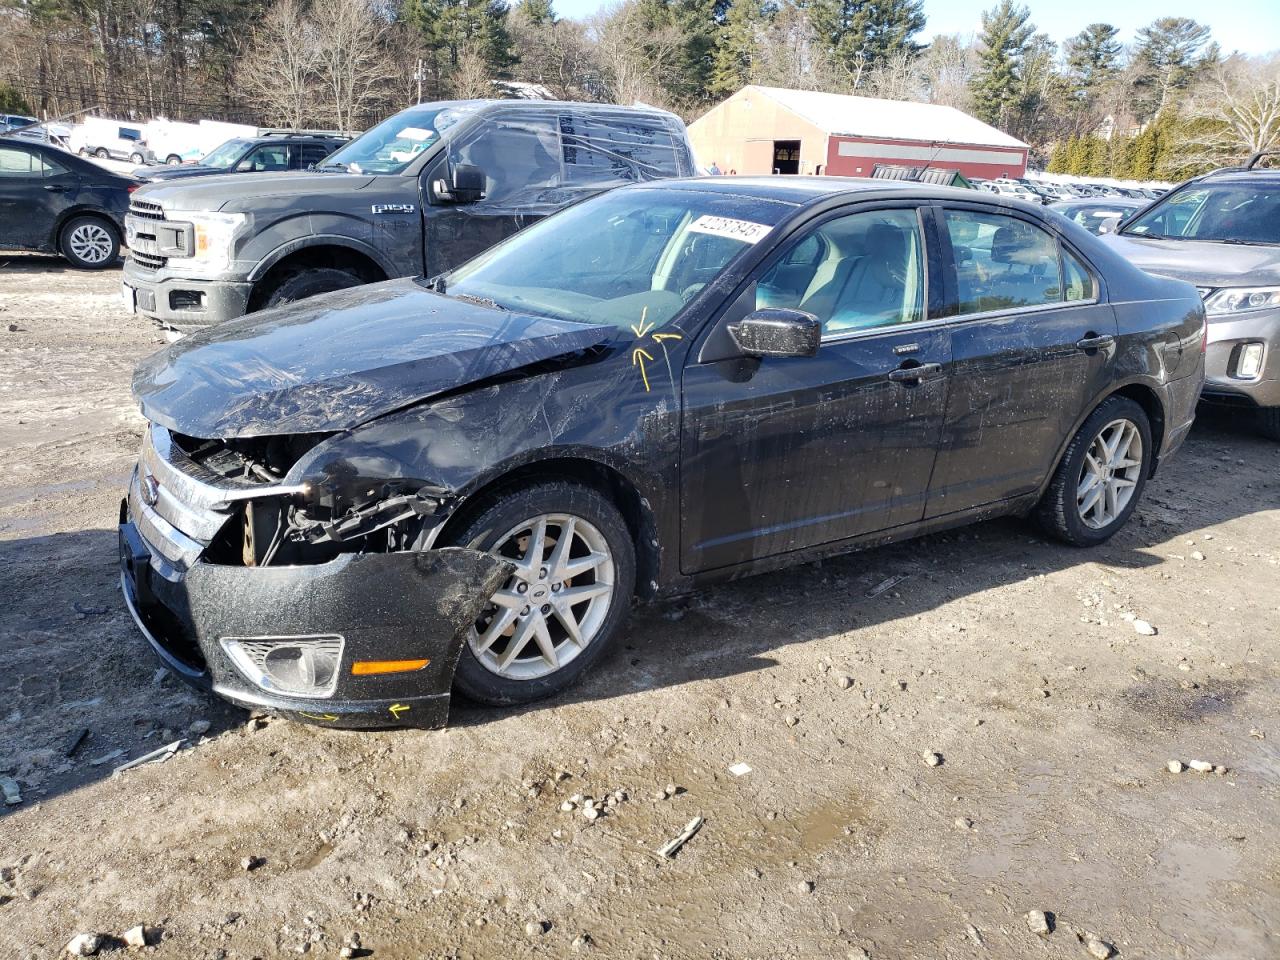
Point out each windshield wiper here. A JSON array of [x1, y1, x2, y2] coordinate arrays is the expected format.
[[454, 292, 507, 311]]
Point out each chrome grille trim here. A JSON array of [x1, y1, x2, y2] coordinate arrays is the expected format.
[[129, 199, 165, 221]]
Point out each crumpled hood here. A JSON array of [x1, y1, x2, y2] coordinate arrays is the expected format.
[[133, 172, 378, 212], [1101, 234, 1280, 289], [133, 278, 611, 438]]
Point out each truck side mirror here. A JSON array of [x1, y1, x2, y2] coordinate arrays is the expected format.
[[434, 163, 486, 204]]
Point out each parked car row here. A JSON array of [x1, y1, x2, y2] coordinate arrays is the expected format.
[[972, 176, 1165, 205]]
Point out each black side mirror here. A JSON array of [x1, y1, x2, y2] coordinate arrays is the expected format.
[[727, 308, 821, 358], [435, 163, 486, 203]]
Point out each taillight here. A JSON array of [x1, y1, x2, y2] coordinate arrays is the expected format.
[[127, 184, 140, 193]]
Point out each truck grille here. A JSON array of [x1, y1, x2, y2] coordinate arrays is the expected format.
[[131, 250, 167, 271], [129, 198, 165, 221]]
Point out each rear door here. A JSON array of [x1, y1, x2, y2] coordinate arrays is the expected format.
[[923, 204, 1116, 518], [0, 145, 69, 249], [680, 203, 952, 573]]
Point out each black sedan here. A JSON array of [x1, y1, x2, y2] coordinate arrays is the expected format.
[[0, 138, 136, 268], [120, 178, 1206, 728]]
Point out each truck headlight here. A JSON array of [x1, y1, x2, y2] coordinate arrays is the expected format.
[[221, 635, 344, 698], [1203, 287, 1280, 317], [169, 211, 249, 271]]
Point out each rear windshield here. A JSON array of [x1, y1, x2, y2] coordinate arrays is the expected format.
[[443, 188, 790, 331], [1122, 181, 1280, 245]]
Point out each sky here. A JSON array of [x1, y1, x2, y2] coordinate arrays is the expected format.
[[550, 0, 1280, 57]]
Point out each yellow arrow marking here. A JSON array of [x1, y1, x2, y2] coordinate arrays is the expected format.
[[651, 332, 683, 344], [389, 703, 411, 719], [632, 348, 655, 392], [299, 711, 338, 722], [630, 306, 653, 339]]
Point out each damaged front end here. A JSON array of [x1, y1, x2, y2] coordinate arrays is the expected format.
[[119, 423, 509, 728]]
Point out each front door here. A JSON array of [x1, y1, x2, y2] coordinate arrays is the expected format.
[[423, 110, 564, 277], [924, 205, 1118, 517], [681, 205, 951, 573]]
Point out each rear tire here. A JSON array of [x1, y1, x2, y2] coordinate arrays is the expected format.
[[259, 267, 362, 310], [441, 481, 636, 706], [1258, 407, 1280, 441], [1035, 395, 1152, 546], [93, 147, 109, 159], [60, 215, 120, 270], [165, 154, 182, 166], [129, 151, 145, 164]]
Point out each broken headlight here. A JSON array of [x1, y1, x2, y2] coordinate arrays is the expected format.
[[221, 635, 344, 698]]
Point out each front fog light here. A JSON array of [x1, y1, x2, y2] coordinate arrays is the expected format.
[[1237, 343, 1265, 379], [221, 635, 344, 698]]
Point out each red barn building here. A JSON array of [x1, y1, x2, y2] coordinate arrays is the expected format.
[[688, 86, 1029, 181]]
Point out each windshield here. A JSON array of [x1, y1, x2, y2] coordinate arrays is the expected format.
[[1122, 181, 1280, 244], [200, 138, 250, 169], [319, 104, 477, 174], [443, 188, 789, 330]]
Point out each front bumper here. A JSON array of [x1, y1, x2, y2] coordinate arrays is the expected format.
[[122, 259, 252, 329], [1201, 308, 1280, 408], [119, 509, 509, 729]]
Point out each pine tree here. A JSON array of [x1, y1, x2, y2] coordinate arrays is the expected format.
[[711, 0, 765, 95], [969, 1, 1034, 128], [804, 0, 927, 78], [1129, 123, 1159, 180], [1045, 141, 1066, 174], [404, 0, 517, 77], [1065, 135, 1088, 174], [1063, 23, 1120, 101]]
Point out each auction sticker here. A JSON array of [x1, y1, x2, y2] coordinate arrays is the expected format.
[[688, 215, 771, 244]]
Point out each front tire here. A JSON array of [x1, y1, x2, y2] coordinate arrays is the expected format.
[[165, 154, 182, 166], [441, 481, 636, 706], [259, 267, 362, 310], [129, 151, 145, 164], [1036, 395, 1152, 546], [1258, 407, 1280, 441], [93, 147, 109, 159], [60, 216, 120, 270]]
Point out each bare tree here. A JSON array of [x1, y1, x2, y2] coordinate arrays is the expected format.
[[915, 34, 978, 110], [1183, 55, 1280, 165], [750, 3, 840, 92], [587, 2, 684, 109], [239, 0, 321, 129], [311, 0, 397, 131], [451, 42, 494, 99]]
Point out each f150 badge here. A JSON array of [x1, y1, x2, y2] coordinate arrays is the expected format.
[[372, 204, 415, 215]]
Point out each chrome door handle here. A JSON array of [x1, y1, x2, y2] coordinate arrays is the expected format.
[[888, 362, 943, 383], [1075, 334, 1115, 350]]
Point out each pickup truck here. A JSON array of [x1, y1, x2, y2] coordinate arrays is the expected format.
[[121, 99, 697, 331]]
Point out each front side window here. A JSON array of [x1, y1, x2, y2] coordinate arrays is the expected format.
[[756, 208, 926, 336], [201, 138, 251, 169], [444, 188, 790, 331], [323, 103, 478, 175], [1122, 182, 1280, 244], [239, 144, 289, 172], [446, 113, 562, 209], [943, 210, 1063, 313]]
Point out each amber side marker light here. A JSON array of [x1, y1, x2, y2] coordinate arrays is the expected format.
[[351, 658, 430, 676]]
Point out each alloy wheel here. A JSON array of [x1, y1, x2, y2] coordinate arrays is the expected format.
[[1077, 418, 1143, 529], [67, 223, 114, 265], [468, 513, 615, 680]]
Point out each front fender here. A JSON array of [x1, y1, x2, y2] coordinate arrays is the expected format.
[[247, 233, 400, 282]]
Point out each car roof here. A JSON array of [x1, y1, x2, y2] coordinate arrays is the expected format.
[[635, 175, 1013, 207], [1198, 169, 1280, 185]]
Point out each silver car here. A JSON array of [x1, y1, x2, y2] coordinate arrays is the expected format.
[[1101, 152, 1280, 439]]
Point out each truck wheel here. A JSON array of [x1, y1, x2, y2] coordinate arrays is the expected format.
[[1259, 408, 1280, 441], [441, 481, 636, 706], [60, 216, 120, 270], [260, 268, 363, 309], [1035, 395, 1152, 546], [93, 147, 109, 159]]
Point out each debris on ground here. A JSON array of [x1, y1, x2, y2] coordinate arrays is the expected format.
[[1166, 760, 1185, 773], [241, 856, 263, 871], [112, 739, 185, 775], [1084, 934, 1115, 958], [657, 816, 704, 859], [121, 924, 150, 948], [1026, 910, 1052, 935], [188, 720, 212, 737], [1, 776, 21, 806], [64, 933, 103, 956], [64, 728, 90, 757], [728, 762, 752, 776], [923, 751, 943, 767], [1132, 619, 1158, 636], [866, 575, 908, 598], [87, 749, 125, 767]]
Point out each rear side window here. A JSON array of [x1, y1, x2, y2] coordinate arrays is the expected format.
[[298, 143, 333, 167], [943, 210, 1065, 314], [559, 112, 681, 185], [1062, 248, 1095, 302], [0, 146, 51, 177]]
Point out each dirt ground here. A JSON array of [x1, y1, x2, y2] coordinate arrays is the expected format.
[[0, 254, 1277, 960]]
